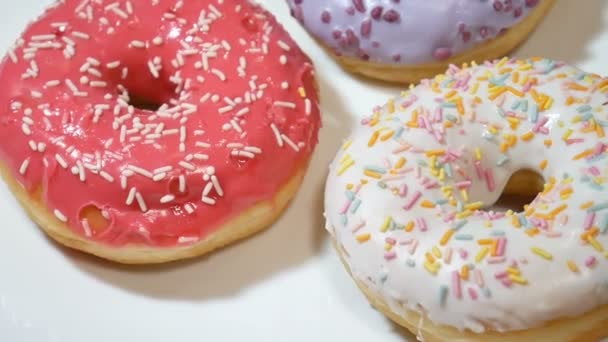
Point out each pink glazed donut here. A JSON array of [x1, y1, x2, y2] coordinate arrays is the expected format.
[[0, 0, 321, 264], [287, 0, 555, 83]]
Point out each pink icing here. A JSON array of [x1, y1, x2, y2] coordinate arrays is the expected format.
[[287, 0, 543, 65], [0, 0, 321, 247]]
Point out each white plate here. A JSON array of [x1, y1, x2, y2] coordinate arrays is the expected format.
[[1, 1, 608, 341]]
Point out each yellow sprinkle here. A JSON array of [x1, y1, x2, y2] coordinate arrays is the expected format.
[[521, 131, 535, 141], [368, 131, 380, 147], [345, 184, 354, 190], [440, 229, 455, 246], [562, 129, 573, 141], [507, 267, 521, 276], [469, 82, 480, 95], [587, 236, 604, 252], [460, 189, 469, 202], [380, 216, 392, 232], [337, 159, 355, 176], [512, 71, 520, 83], [465, 201, 484, 211], [544, 139, 553, 147], [405, 221, 415, 232], [488, 86, 507, 100], [550, 204, 568, 217], [423, 261, 440, 275], [421, 200, 436, 209], [580, 201, 594, 210], [567, 261, 579, 273], [342, 140, 353, 151], [364, 170, 382, 179], [356, 233, 371, 243], [542, 97, 554, 111], [511, 215, 521, 228], [497, 56, 509, 67], [531, 247, 553, 260], [387, 99, 395, 114], [394, 157, 406, 169], [444, 90, 457, 99], [519, 63, 533, 71], [339, 153, 351, 164], [509, 275, 528, 285], [380, 130, 395, 141], [474, 148, 482, 160], [456, 210, 472, 219], [384, 243, 392, 251], [475, 247, 490, 263], [297, 87, 306, 97], [432, 246, 442, 258], [425, 149, 446, 157], [539, 159, 548, 170], [460, 265, 469, 280], [507, 86, 524, 97]]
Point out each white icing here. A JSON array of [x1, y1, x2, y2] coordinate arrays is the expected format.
[[324, 58, 608, 333]]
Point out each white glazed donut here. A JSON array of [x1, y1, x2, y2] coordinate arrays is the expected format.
[[325, 58, 608, 340]]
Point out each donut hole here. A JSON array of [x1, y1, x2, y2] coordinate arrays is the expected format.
[[491, 169, 545, 213], [167, 176, 189, 197], [129, 94, 163, 112], [78, 205, 110, 235]]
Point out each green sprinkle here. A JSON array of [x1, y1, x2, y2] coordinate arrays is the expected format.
[[590, 202, 608, 212], [350, 199, 362, 214], [454, 234, 474, 240], [406, 259, 416, 267], [496, 155, 510, 166], [577, 105, 592, 113], [453, 220, 468, 230], [439, 285, 449, 307], [530, 103, 539, 123]]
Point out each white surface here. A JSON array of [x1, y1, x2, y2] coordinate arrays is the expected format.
[[0, 1, 607, 341]]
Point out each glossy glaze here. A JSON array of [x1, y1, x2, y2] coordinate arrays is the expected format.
[[287, 0, 543, 64], [325, 58, 608, 332], [0, 0, 321, 247]]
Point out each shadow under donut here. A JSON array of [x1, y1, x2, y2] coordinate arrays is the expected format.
[[54, 73, 353, 301]]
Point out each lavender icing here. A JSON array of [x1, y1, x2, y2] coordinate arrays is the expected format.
[[287, 0, 543, 65]]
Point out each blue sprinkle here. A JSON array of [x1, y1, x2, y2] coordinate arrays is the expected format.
[[439, 285, 449, 307], [441, 102, 457, 108], [521, 100, 528, 111], [511, 100, 521, 111], [394, 127, 405, 139], [581, 175, 591, 183], [457, 201, 464, 213], [436, 199, 449, 205], [589, 182, 604, 191], [380, 273, 388, 283], [345, 191, 355, 201], [496, 155, 510, 166], [350, 199, 361, 214], [576, 72, 588, 80], [497, 107, 506, 117], [581, 112, 594, 121], [340, 214, 348, 226], [417, 160, 428, 166], [454, 234, 474, 240], [364, 165, 387, 174], [543, 60, 556, 74], [590, 202, 608, 212], [378, 182, 387, 189], [601, 214, 608, 234], [444, 164, 453, 178], [446, 114, 458, 122], [530, 103, 539, 123], [598, 120, 608, 127], [491, 230, 505, 236], [577, 105, 593, 113], [406, 259, 416, 267], [467, 263, 475, 270], [454, 220, 469, 230], [482, 132, 496, 141], [490, 73, 510, 85], [483, 288, 492, 298], [518, 215, 527, 227]]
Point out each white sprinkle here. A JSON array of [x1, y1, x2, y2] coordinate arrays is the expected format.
[[211, 175, 223, 197], [179, 161, 196, 171], [152, 36, 163, 45], [305, 98, 312, 115], [152, 173, 166, 182], [231, 150, 255, 159], [270, 123, 283, 147], [179, 175, 186, 193], [77, 161, 86, 181], [65, 79, 78, 93], [99, 171, 115, 183], [37, 142, 46, 152], [90, 81, 108, 88], [274, 101, 296, 109], [193, 153, 208, 160], [126, 165, 154, 178], [54, 209, 68, 222], [86, 57, 100, 66], [154, 166, 173, 174], [148, 60, 160, 78], [210, 68, 226, 81], [130, 40, 146, 48], [55, 154, 68, 168], [22, 123, 32, 136], [178, 236, 198, 244], [202, 197, 216, 205], [184, 203, 195, 214], [45, 80, 61, 87], [31, 34, 56, 41], [277, 40, 291, 51], [106, 61, 121, 69], [28, 140, 37, 151], [244, 146, 262, 154], [281, 134, 300, 152], [279, 55, 287, 65], [120, 175, 128, 189], [160, 194, 175, 204], [72, 31, 90, 40], [135, 192, 148, 212], [82, 219, 92, 237], [19, 158, 30, 175], [126, 187, 137, 205], [195, 141, 210, 148]]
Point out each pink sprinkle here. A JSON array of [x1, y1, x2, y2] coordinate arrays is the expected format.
[[532, 116, 549, 132], [416, 217, 428, 231], [522, 81, 534, 92], [487, 256, 506, 264], [384, 251, 397, 260], [408, 239, 419, 255], [455, 180, 472, 189], [495, 271, 509, 279], [399, 238, 413, 245], [468, 287, 478, 300], [444, 211, 456, 222], [501, 278, 513, 288], [385, 237, 396, 245], [496, 94, 506, 106], [452, 271, 462, 299], [566, 138, 585, 145], [403, 191, 422, 210], [398, 184, 408, 197], [434, 107, 443, 122], [485, 168, 495, 192], [474, 269, 485, 288], [496, 237, 507, 256], [560, 214, 569, 225], [543, 231, 562, 238], [339, 200, 353, 214], [584, 212, 596, 230], [591, 142, 606, 159], [354, 184, 363, 194], [425, 181, 439, 189], [474, 161, 483, 179], [360, 118, 370, 125], [415, 166, 421, 178], [586, 256, 597, 268], [351, 220, 366, 233], [443, 247, 453, 264], [589, 166, 601, 177], [459, 248, 468, 260]]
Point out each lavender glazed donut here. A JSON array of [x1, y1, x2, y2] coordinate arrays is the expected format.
[[287, 0, 555, 83]]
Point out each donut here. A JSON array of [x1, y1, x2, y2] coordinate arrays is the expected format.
[[324, 58, 608, 340], [287, 0, 555, 83], [0, 0, 321, 264]]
